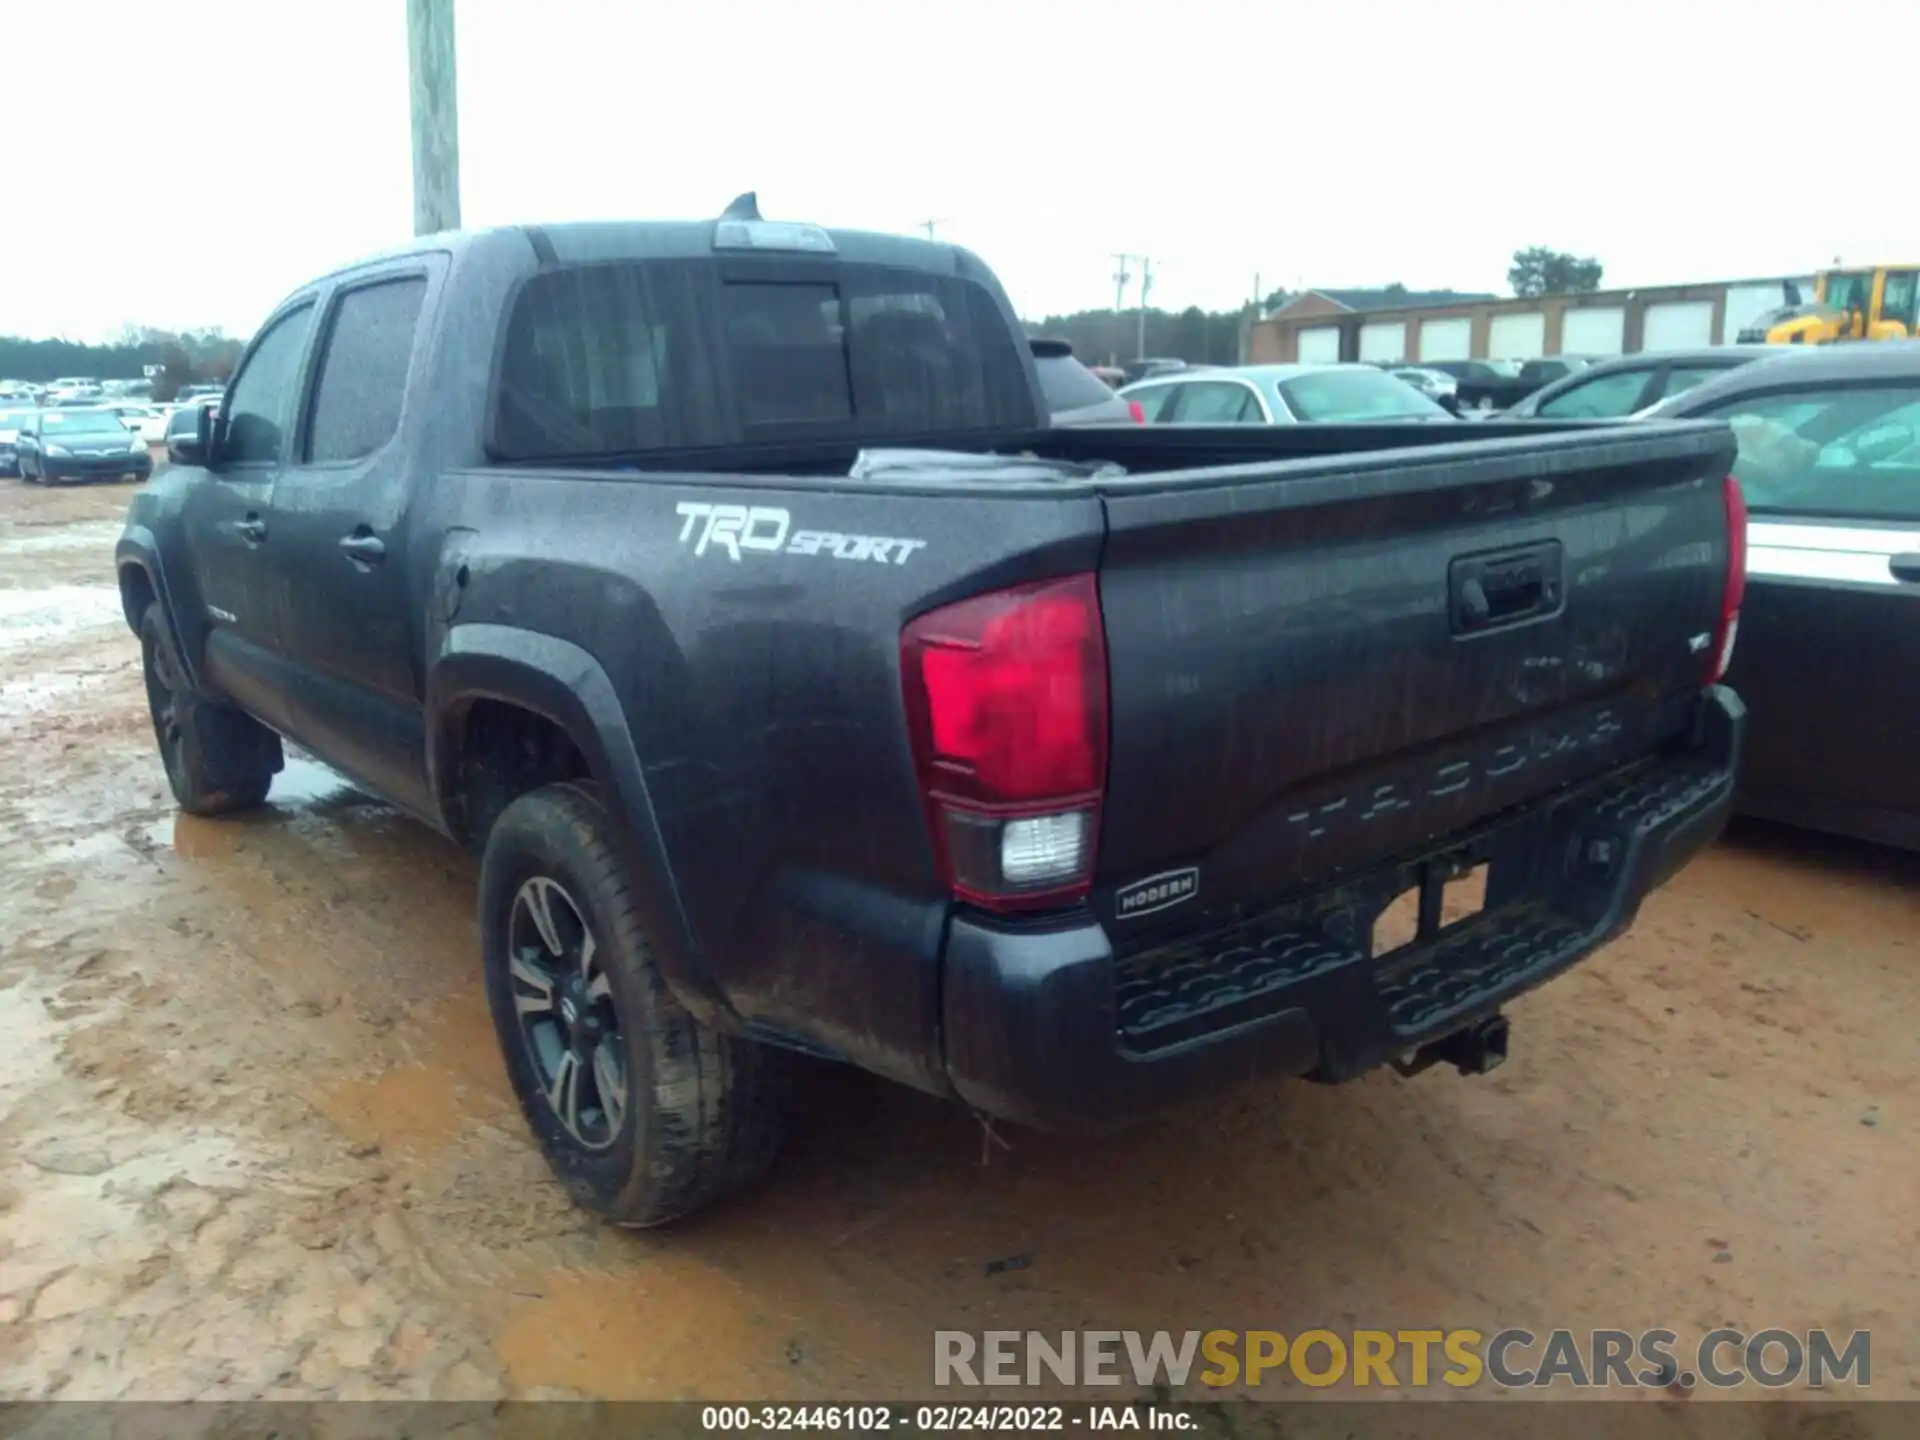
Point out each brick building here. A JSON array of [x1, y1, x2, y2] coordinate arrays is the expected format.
[[1247, 275, 1815, 366]]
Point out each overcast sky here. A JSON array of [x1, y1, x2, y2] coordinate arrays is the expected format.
[[5, 0, 1914, 343]]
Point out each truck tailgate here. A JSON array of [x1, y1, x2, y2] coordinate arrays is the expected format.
[[1092, 423, 1737, 915]]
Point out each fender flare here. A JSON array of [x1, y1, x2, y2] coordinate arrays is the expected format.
[[114, 531, 204, 691], [425, 624, 730, 1027]]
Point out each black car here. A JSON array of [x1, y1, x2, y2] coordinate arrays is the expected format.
[[15, 406, 153, 484], [1652, 344, 1920, 848], [1506, 347, 1774, 419], [1445, 356, 1604, 414]]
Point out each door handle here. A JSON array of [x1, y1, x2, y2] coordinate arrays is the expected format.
[[234, 515, 267, 544], [1889, 552, 1920, 583], [339, 532, 386, 565]]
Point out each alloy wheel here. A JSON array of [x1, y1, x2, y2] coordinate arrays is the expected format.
[[506, 875, 629, 1151]]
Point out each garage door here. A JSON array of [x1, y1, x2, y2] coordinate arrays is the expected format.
[[1417, 318, 1471, 361], [1643, 300, 1715, 350], [1358, 320, 1406, 362], [1488, 312, 1546, 359], [1297, 326, 1341, 364], [1561, 306, 1625, 354]]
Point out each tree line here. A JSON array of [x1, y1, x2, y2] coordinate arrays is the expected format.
[[0, 326, 245, 401]]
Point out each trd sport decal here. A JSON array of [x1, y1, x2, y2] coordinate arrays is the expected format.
[[1114, 867, 1199, 919], [676, 502, 926, 566]]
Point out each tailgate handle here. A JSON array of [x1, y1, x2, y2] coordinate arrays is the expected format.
[[1450, 542, 1563, 635]]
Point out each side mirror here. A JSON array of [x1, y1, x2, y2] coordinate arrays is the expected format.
[[166, 407, 211, 467]]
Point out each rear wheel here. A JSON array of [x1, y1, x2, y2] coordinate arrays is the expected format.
[[140, 602, 281, 815], [480, 782, 787, 1226]]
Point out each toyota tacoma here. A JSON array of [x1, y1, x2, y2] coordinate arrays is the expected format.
[[117, 197, 1747, 1225]]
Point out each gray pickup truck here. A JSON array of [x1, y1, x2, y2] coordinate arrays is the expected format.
[[117, 198, 1746, 1225]]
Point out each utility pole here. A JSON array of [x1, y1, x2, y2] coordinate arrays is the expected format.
[[1136, 257, 1155, 360], [917, 218, 951, 239], [1110, 254, 1135, 366], [407, 0, 461, 236]]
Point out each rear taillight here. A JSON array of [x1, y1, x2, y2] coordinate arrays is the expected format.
[[1708, 474, 1747, 683], [900, 574, 1108, 912], [1126, 399, 1146, 424]]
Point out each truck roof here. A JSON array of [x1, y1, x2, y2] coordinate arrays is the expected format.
[[318, 218, 988, 286]]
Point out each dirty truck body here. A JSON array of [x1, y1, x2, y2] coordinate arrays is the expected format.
[[117, 215, 1746, 1223]]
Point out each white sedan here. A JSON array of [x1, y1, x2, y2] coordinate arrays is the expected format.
[[104, 403, 169, 444]]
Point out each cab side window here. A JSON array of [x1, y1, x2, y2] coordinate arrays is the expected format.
[[221, 304, 316, 465], [1881, 271, 1919, 333]]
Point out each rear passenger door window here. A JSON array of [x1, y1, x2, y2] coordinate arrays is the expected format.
[[1535, 368, 1655, 418], [1168, 381, 1262, 423], [1652, 365, 1726, 404], [1126, 384, 1181, 422], [305, 276, 429, 463]]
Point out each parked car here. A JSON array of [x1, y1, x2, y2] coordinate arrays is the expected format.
[[1442, 357, 1602, 414], [1120, 362, 1457, 424], [0, 406, 33, 476], [118, 202, 1743, 1226], [1640, 345, 1920, 848], [1120, 356, 1193, 384], [1388, 365, 1462, 412], [16, 406, 152, 484], [1505, 348, 1774, 419], [1029, 338, 1142, 425], [104, 402, 168, 442]]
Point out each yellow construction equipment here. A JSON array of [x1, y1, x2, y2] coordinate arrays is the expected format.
[[1738, 265, 1920, 345]]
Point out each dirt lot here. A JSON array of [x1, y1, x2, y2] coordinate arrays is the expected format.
[[0, 476, 1914, 1411]]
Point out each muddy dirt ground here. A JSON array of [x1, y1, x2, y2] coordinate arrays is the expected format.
[[0, 477, 1914, 1411]]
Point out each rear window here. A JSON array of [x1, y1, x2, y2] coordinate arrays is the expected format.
[[492, 260, 1035, 461], [1034, 354, 1121, 414], [1278, 369, 1448, 422]]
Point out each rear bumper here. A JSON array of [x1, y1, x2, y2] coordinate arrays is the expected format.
[[940, 686, 1744, 1129]]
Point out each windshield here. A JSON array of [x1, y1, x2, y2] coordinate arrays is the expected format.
[[41, 409, 130, 437], [1278, 369, 1450, 422], [1035, 355, 1123, 413]]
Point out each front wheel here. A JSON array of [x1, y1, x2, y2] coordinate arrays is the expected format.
[[140, 602, 282, 815], [480, 782, 788, 1227]]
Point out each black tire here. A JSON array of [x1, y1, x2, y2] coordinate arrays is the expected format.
[[480, 782, 787, 1227], [140, 602, 282, 815]]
